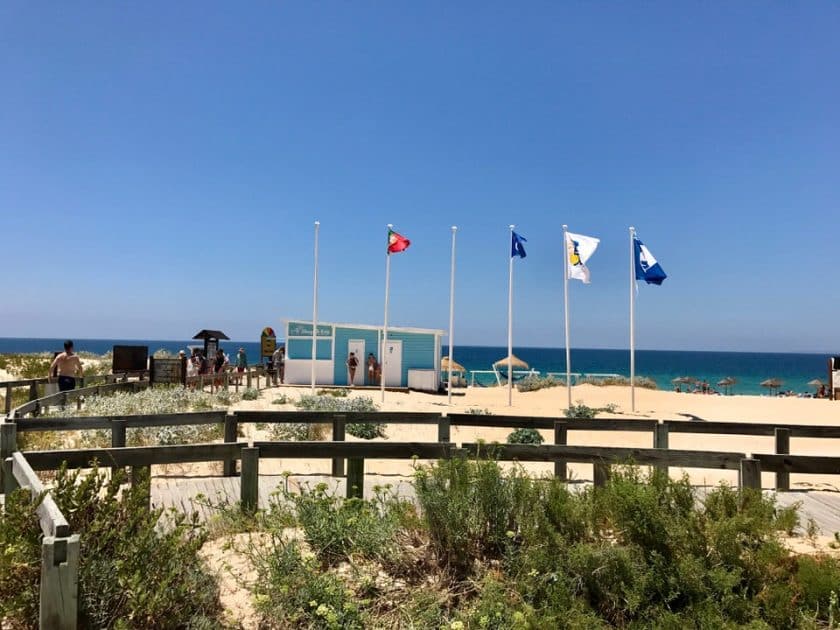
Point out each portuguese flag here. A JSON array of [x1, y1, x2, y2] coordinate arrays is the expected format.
[[387, 229, 411, 254]]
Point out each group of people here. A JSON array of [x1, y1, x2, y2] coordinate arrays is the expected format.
[[346, 352, 381, 385], [269, 346, 285, 385], [183, 346, 249, 390]]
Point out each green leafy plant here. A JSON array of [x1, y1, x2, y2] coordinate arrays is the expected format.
[[466, 407, 493, 415], [271, 394, 290, 405], [269, 422, 330, 441], [317, 388, 349, 398], [516, 375, 560, 392], [506, 428, 544, 444], [295, 394, 379, 413], [241, 387, 260, 400], [346, 422, 387, 440], [1, 465, 221, 628]]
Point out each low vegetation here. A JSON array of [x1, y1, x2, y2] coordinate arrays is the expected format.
[[506, 427, 545, 444], [0, 465, 222, 628], [47, 386, 233, 448], [578, 375, 658, 389], [516, 374, 561, 392], [239, 459, 840, 628], [565, 401, 618, 419]]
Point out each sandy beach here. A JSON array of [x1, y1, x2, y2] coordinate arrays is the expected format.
[[221, 383, 840, 491]]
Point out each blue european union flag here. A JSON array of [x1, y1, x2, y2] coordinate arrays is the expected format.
[[634, 237, 667, 285], [511, 231, 527, 258]]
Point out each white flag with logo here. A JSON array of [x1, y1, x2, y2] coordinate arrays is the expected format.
[[565, 231, 600, 283]]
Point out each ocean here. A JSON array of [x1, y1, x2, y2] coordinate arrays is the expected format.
[[0, 338, 829, 396]]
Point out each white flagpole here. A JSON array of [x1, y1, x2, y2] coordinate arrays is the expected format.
[[629, 226, 636, 412], [507, 225, 514, 407], [311, 220, 320, 393], [448, 226, 457, 405], [381, 224, 393, 403], [563, 224, 572, 411]]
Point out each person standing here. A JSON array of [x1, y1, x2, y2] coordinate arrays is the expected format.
[[366, 353, 377, 386], [235, 347, 247, 384], [48, 340, 84, 391], [346, 352, 359, 385], [272, 346, 283, 386]]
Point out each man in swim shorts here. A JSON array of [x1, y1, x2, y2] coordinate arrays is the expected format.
[[48, 340, 84, 391]]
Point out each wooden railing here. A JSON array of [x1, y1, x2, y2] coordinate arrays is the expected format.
[[1, 373, 125, 415], [2, 440, 78, 629]]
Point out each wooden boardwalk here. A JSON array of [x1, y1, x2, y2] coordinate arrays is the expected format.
[[151, 474, 840, 536]]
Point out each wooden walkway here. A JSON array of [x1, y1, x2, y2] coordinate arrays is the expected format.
[[151, 475, 840, 536]]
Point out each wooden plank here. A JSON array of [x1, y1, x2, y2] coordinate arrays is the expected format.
[[553, 421, 567, 480], [346, 458, 364, 499], [754, 453, 840, 474], [23, 442, 245, 470], [241, 447, 259, 514], [254, 441, 453, 460], [234, 410, 441, 425], [447, 414, 657, 432], [16, 411, 225, 432], [665, 420, 840, 439], [11, 453, 71, 537], [740, 458, 762, 490], [460, 443, 745, 470], [775, 428, 790, 491], [39, 534, 80, 630]]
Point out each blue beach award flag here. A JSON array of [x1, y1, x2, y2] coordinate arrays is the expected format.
[[634, 236, 667, 285], [511, 231, 527, 258]]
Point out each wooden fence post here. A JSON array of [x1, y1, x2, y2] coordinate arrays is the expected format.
[[332, 414, 346, 477], [223, 415, 238, 476], [554, 421, 567, 481], [593, 461, 611, 488], [246, 368, 252, 389], [39, 534, 80, 630], [346, 457, 364, 499], [437, 416, 451, 443], [224, 372, 230, 391], [739, 458, 761, 490], [0, 422, 16, 491], [5, 384, 13, 415], [3, 456, 16, 495], [29, 382, 38, 401], [111, 419, 127, 476], [240, 447, 259, 514], [774, 428, 790, 491], [654, 421, 669, 474]]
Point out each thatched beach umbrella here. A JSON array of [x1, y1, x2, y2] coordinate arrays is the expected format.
[[671, 376, 696, 391], [441, 357, 466, 373], [807, 378, 825, 388], [493, 354, 529, 370], [760, 378, 782, 395], [717, 377, 736, 395]]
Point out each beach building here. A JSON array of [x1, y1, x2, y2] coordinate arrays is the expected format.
[[283, 320, 445, 390]]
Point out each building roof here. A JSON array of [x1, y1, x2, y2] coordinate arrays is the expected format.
[[284, 320, 446, 336], [192, 329, 230, 340]]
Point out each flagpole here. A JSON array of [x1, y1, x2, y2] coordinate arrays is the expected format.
[[381, 224, 392, 404], [311, 220, 320, 393], [448, 226, 457, 405], [563, 224, 572, 411], [629, 226, 636, 412], [507, 225, 515, 406]]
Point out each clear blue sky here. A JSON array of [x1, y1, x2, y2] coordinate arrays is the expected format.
[[2, 2, 838, 352]]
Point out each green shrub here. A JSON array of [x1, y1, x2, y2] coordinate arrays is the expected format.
[[250, 540, 366, 628], [317, 388, 348, 398], [467, 407, 493, 415], [271, 394, 290, 405], [283, 482, 407, 567], [241, 387, 259, 400], [564, 401, 618, 419], [295, 394, 379, 413], [578, 375, 658, 389], [0, 465, 221, 628], [516, 375, 560, 392], [346, 422, 387, 439], [506, 427, 544, 444], [269, 422, 330, 441]]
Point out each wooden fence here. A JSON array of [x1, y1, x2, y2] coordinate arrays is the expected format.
[[3, 406, 840, 629]]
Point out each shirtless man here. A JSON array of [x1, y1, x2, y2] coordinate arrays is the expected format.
[[48, 340, 84, 391]]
